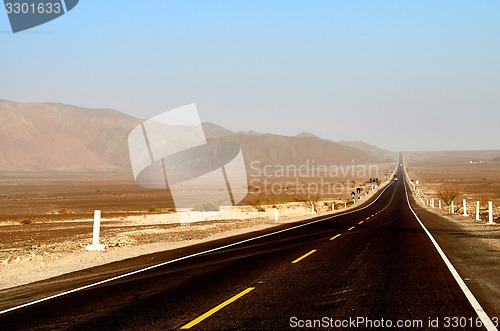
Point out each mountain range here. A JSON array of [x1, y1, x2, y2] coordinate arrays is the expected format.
[[0, 100, 396, 173]]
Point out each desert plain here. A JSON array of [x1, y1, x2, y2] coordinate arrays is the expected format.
[[0, 163, 395, 290], [1, 149, 499, 293]]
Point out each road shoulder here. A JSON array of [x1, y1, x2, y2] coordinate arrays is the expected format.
[[409, 193, 500, 319]]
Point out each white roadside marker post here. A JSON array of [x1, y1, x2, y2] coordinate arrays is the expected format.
[[463, 199, 468, 216], [274, 208, 279, 222], [331, 203, 335, 212], [488, 201, 494, 225], [344, 202, 347, 208], [431, 199, 434, 208], [438, 200, 442, 209], [476, 201, 480, 221], [86, 210, 105, 251], [451, 201, 454, 214], [311, 204, 315, 214]]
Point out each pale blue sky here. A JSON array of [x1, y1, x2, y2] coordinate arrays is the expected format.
[[1, 1, 499, 151]]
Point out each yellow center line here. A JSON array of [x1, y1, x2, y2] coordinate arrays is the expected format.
[[365, 217, 370, 220], [358, 221, 364, 224], [180, 287, 255, 329], [330, 234, 341, 241], [348, 226, 355, 231], [291, 249, 317, 264]]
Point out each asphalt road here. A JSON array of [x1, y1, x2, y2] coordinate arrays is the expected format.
[[0, 162, 497, 330]]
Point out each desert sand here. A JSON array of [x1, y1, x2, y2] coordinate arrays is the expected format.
[[0, 199, 368, 290]]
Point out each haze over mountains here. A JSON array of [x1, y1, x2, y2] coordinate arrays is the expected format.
[[0, 100, 396, 173], [0, 100, 140, 171]]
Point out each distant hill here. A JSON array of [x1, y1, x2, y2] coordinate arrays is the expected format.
[[235, 134, 378, 170], [0, 100, 140, 171], [338, 140, 397, 162], [0, 100, 388, 172], [201, 122, 234, 138], [296, 131, 319, 139]]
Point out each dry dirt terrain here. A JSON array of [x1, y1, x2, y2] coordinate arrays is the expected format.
[[0, 168, 393, 290], [0, 204, 368, 290], [405, 151, 500, 221], [2, 154, 498, 293]]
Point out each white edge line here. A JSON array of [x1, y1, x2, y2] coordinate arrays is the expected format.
[[0, 181, 395, 315], [403, 169, 497, 331]]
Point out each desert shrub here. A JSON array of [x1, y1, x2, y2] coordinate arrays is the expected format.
[[19, 218, 32, 225], [436, 187, 460, 206], [247, 197, 266, 212], [192, 201, 220, 212], [147, 205, 157, 213], [478, 193, 491, 206], [296, 193, 322, 212], [58, 208, 68, 214]]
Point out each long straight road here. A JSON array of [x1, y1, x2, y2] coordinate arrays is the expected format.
[[0, 160, 497, 330]]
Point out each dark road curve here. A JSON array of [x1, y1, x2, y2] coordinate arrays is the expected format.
[[0, 160, 497, 330]]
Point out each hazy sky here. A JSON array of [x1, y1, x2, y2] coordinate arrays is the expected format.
[[1, 1, 499, 151]]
